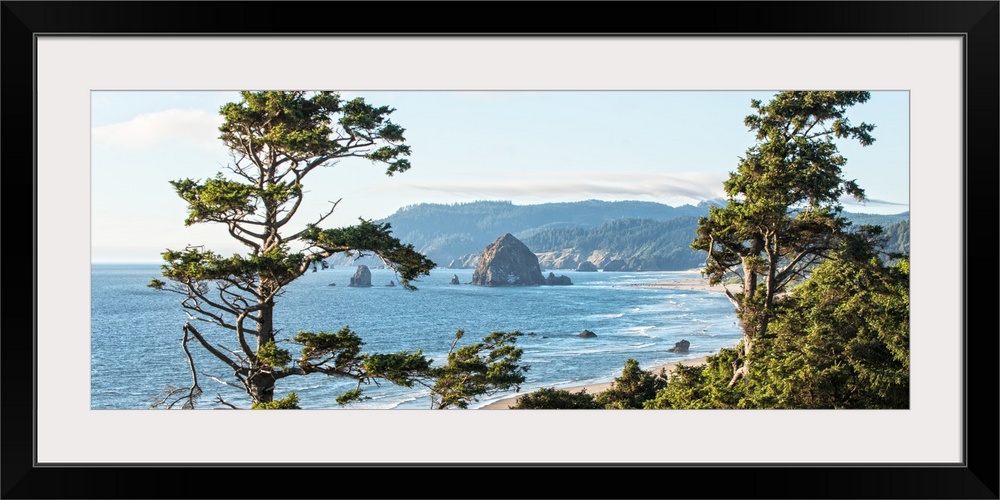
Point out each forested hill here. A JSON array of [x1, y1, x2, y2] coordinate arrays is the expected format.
[[361, 200, 710, 268], [330, 200, 909, 271]]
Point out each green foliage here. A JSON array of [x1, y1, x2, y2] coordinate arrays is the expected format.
[[429, 330, 529, 409], [644, 92, 909, 409], [335, 389, 364, 406], [745, 251, 910, 408], [592, 359, 667, 409], [332, 200, 709, 269], [257, 340, 291, 369], [217, 91, 411, 175], [251, 393, 300, 409], [363, 351, 433, 388], [150, 90, 442, 408], [645, 348, 744, 409], [285, 327, 527, 409], [301, 219, 435, 290], [510, 387, 601, 409], [691, 91, 879, 383], [879, 219, 910, 257], [648, 241, 909, 409], [294, 327, 364, 369], [522, 217, 707, 271], [511, 359, 667, 410], [289, 326, 428, 404], [169, 174, 260, 226], [327, 199, 904, 273]]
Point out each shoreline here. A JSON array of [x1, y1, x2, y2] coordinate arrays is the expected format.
[[625, 277, 729, 294], [478, 356, 709, 409], [478, 274, 724, 410]]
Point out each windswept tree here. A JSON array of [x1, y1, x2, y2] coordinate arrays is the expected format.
[[692, 91, 876, 385], [149, 91, 525, 408]]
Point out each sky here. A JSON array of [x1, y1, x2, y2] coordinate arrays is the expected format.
[[91, 90, 910, 263]]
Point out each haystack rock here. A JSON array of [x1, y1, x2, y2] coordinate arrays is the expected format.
[[450, 274, 461, 285], [576, 261, 598, 272], [579, 329, 597, 338], [667, 339, 691, 353], [471, 234, 547, 286], [348, 265, 372, 287]]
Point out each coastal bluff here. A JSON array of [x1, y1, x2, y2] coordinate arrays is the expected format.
[[471, 233, 572, 287]]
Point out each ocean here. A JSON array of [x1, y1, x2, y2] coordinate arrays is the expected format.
[[91, 263, 742, 410]]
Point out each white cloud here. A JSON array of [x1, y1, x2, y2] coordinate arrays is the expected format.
[[92, 109, 223, 150], [841, 196, 910, 214], [387, 171, 728, 206]]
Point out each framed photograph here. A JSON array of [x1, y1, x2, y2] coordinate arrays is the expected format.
[[5, 1, 996, 498]]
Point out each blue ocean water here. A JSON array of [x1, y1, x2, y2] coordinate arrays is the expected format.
[[91, 263, 742, 410]]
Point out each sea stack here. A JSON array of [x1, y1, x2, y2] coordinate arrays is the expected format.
[[348, 265, 373, 287], [545, 272, 573, 286], [667, 339, 691, 353], [471, 233, 547, 286]]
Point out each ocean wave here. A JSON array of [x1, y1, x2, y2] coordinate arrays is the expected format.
[[624, 325, 655, 337]]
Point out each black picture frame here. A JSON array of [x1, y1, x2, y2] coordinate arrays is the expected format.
[[3, 1, 997, 498]]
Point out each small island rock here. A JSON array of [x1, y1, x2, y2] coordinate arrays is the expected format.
[[545, 272, 573, 286], [667, 339, 691, 353], [576, 261, 599, 272], [579, 329, 597, 338], [450, 274, 460, 285]]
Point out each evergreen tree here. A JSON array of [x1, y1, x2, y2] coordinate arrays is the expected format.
[[692, 91, 877, 385], [648, 232, 909, 409], [149, 91, 525, 408], [593, 359, 667, 409]]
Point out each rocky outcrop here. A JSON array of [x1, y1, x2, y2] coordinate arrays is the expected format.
[[536, 249, 620, 270], [450, 274, 461, 285], [602, 259, 629, 272], [545, 272, 573, 286], [471, 234, 547, 286], [667, 339, 690, 353], [348, 265, 372, 287], [578, 329, 597, 338], [470, 234, 576, 287], [576, 261, 598, 272], [447, 254, 480, 269]]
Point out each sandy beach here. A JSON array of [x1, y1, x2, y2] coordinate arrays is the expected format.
[[626, 277, 730, 294], [478, 275, 725, 410]]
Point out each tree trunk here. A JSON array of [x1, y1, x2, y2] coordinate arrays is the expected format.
[[247, 369, 276, 405], [731, 249, 763, 386], [250, 280, 278, 404]]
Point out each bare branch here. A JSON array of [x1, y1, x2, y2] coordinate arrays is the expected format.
[[235, 311, 256, 361], [183, 322, 242, 372], [150, 327, 205, 409], [214, 394, 240, 409], [207, 374, 246, 390]]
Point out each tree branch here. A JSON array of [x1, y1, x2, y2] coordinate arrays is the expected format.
[[183, 322, 242, 372]]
